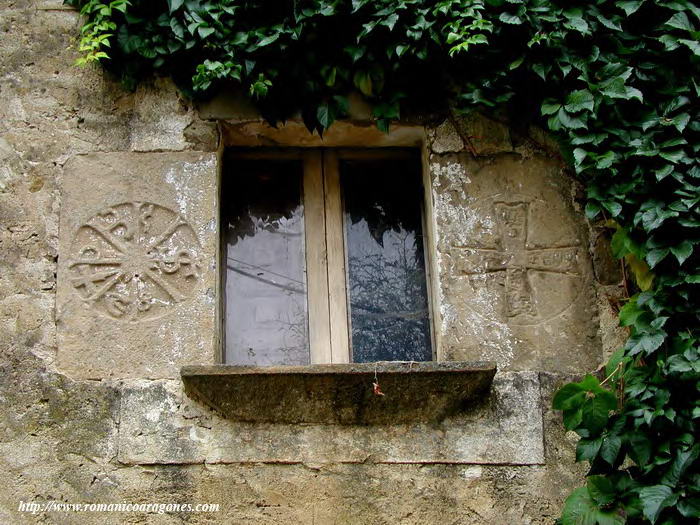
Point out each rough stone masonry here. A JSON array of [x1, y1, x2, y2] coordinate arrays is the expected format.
[[0, 2, 629, 524]]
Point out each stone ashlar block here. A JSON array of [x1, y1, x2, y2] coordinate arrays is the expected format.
[[117, 371, 544, 465], [453, 113, 513, 156], [430, 153, 601, 373], [56, 152, 219, 380]]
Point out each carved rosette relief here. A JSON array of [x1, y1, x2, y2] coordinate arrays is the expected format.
[[457, 195, 584, 326], [68, 202, 202, 321]]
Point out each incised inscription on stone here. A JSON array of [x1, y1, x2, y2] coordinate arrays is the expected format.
[[459, 196, 582, 326], [68, 201, 201, 322]]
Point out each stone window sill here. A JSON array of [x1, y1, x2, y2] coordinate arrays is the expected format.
[[181, 361, 496, 425]]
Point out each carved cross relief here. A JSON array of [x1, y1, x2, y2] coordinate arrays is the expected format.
[[68, 202, 201, 322], [460, 200, 582, 325]]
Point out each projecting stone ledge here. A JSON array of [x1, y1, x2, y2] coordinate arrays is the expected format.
[[181, 361, 496, 425]]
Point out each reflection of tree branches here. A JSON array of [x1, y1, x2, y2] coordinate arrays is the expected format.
[[223, 159, 303, 244], [342, 158, 425, 266], [270, 289, 308, 363], [347, 227, 431, 362]]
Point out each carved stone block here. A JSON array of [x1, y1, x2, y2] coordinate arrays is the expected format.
[[57, 152, 218, 379], [431, 153, 601, 373]]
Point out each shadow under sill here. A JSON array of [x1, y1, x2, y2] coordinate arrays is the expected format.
[[181, 361, 496, 425]]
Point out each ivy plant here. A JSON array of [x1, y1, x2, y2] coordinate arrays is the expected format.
[[65, 1, 699, 523]]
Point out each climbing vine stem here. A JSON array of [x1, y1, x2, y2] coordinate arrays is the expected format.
[[66, 1, 699, 523]]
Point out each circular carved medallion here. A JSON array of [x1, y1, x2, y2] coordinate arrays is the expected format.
[[68, 202, 202, 322]]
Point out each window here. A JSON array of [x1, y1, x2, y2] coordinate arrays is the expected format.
[[221, 148, 434, 365]]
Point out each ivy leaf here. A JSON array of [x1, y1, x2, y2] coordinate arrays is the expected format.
[[646, 248, 669, 268], [574, 148, 588, 166], [639, 485, 678, 523], [616, 1, 644, 16], [558, 108, 586, 129], [198, 26, 215, 39], [561, 487, 598, 525], [499, 13, 522, 25], [353, 71, 372, 96], [595, 151, 616, 169], [380, 13, 399, 31], [678, 498, 700, 518], [168, 0, 185, 13], [600, 435, 622, 465], [660, 34, 681, 51], [587, 475, 615, 506], [611, 227, 639, 258], [659, 149, 685, 163], [316, 104, 333, 129], [553, 383, 586, 411], [170, 18, 185, 39], [665, 12, 694, 32], [655, 165, 674, 181], [541, 101, 561, 115], [628, 432, 652, 465], [660, 446, 700, 487], [627, 332, 665, 355], [600, 77, 643, 101], [395, 44, 409, 57], [619, 299, 643, 327], [565, 89, 595, 113], [582, 395, 614, 434], [257, 33, 280, 47], [680, 39, 700, 56], [602, 200, 622, 217], [576, 437, 603, 462], [563, 408, 583, 429], [585, 201, 600, 218], [561, 487, 624, 525], [600, 77, 627, 98], [563, 11, 589, 34], [667, 354, 693, 373], [670, 240, 693, 265]]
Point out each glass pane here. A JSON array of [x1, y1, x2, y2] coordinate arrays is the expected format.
[[223, 158, 309, 365], [341, 156, 432, 363]]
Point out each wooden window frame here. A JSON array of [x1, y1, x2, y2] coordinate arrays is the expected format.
[[221, 146, 438, 364]]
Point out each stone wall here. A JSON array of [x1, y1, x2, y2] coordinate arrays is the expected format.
[[0, 2, 627, 524]]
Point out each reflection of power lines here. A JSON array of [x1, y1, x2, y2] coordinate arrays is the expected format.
[[227, 255, 305, 285], [351, 305, 428, 321], [227, 260, 305, 294]]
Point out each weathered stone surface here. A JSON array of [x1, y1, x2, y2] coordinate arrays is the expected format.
[[128, 79, 195, 152], [56, 152, 219, 379], [430, 119, 465, 153], [431, 153, 602, 373], [0, 2, 620, 520], [118, 372, 544, 465], [591, 227, 623, 285], [182, 361, 496, 424], [453, 113, 513, 156]]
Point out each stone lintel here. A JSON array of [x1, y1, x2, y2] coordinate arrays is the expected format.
[[181, 362, 496, 425], [220, 120, 424, 148]]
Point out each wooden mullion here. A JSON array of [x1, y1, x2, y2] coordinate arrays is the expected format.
[[420, 143, 441, 360], [322, 150, 351, 364], [303, 150, 333, 364]]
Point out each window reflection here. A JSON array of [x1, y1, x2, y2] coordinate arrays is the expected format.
[[341, 157, 433, 362], [223, 159, 309, 365]]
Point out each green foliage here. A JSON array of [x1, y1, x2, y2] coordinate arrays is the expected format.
[[65, 1, 700, 523]]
